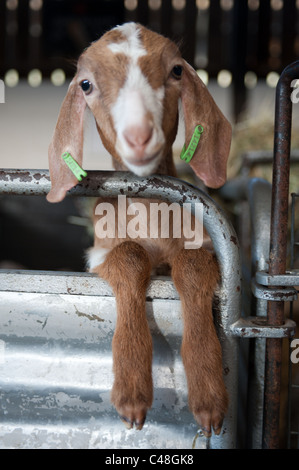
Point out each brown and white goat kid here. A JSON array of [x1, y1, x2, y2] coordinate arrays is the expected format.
[[47, 23, 232, 437]]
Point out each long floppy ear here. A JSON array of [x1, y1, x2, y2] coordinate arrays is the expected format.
[[181, 61, 232, 188], [47, 78, 86, 203]]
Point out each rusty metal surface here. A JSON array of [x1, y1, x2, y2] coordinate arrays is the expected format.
[[256, 269, 299, 286], [251, 279, 298, 301], [263, 60, 299, 449], [231, 317, 296, 339], [0, 169, 50, 195]]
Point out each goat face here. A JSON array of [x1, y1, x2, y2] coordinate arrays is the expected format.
[[47, 22, 231, 203], [77, 23, 182, 176]]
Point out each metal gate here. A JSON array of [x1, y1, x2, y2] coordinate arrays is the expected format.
[[0, 170, 242, 449], [2, 159, 299, 451], [220, 61, 299, 448]]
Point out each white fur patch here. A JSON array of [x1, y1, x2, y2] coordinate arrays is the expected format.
[[86, 247, 110, 271], [108, 23, 147, 63]]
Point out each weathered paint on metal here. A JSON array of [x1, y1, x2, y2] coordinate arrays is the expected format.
[[231, 317, 296, 338], [256, 269, 299, 286], [251, 279, 298, 301]]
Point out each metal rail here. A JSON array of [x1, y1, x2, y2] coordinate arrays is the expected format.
[[0, 169, 296, 447], [0, 169, 242, 449], [219, 175, 297, 447], [262, 60, 299, 449]]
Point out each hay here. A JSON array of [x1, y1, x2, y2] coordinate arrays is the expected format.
[[228, 117, 299, 194]]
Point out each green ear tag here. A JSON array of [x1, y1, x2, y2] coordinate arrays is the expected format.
[[62, 152, 87, 181], [180, 125, 204, 164]]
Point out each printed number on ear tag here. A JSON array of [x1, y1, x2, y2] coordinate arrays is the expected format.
[[180, 125, 204, 164], [62, 152, 87, 181]]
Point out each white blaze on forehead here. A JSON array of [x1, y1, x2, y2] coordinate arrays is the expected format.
[[108, 23, 147, 62], [113, 68, 164, 129]]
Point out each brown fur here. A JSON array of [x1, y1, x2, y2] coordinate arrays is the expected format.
[[172, 249, 228, 435], [46, 23, 232, 436], [96, 241, 153, 429]]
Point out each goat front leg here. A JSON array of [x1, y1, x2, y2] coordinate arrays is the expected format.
[[96, 241, 153, 430], [171, 248, 228, 437]]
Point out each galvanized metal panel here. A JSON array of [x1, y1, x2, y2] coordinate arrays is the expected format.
[[0, 269, 180, 300], [0, 291, 206, 449]]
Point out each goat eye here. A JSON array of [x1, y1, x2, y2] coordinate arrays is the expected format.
[[171, 65, 183, 80], [80, 79, 93, 94]]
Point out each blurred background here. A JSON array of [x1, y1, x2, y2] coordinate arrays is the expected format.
[[1, 0, 299, 170]]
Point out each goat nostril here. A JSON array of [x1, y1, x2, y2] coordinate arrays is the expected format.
[[124, 124, 153, 149]]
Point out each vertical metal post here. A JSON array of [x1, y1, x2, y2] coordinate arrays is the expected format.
[[262, 61, 299, 448], [247, 178, 272, 448]]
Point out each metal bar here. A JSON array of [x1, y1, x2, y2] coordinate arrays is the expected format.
[[0, 169, 50, 195], [291, 193, 297, 269], [251, 279, 298, 301], [241, 149, 299, 174], [231, 317, 296, 339], [256, 270, 299, 286], [0, 169, 241, 449], [2, 266, 293, 339], [287, 192, 299, 448], [3, 269, 294, 339], [0, 269, 180, 300], [263, 60, 299, 449], [246, 178, 272, 448]]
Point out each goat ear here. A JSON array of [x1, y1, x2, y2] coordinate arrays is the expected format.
[[181, 61, 232, 188], [47, 78, 86, 203]]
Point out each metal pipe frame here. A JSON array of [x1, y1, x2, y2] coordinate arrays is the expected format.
[[263, 60, 299, 449], [246, 178, 271, 448], [0, 169, 241, 449]]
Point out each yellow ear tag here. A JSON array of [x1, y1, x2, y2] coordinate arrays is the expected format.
[[180, 125, 204, 163], [62, 152, 87, 181]]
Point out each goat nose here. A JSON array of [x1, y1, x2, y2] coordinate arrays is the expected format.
[[123, 123, 153, 149]]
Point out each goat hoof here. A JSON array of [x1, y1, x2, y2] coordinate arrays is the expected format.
[[194, 410, 224, 438], [119, 414, 134, 430], [118, 407, 147, 430], [199, 427, 212, 438]]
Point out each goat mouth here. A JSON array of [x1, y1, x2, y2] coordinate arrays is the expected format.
[[126, 153, 160, 167]]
